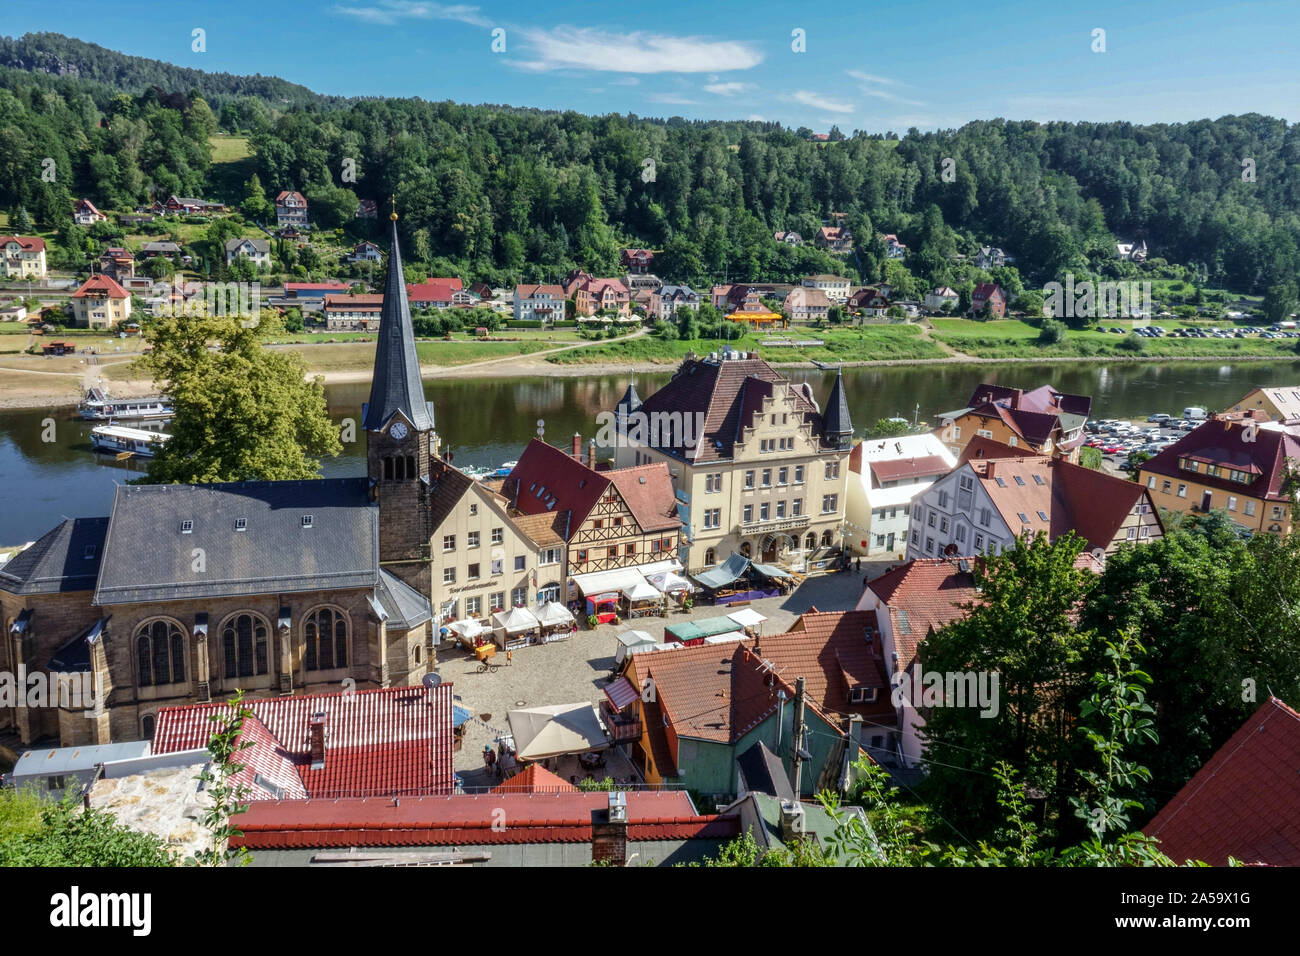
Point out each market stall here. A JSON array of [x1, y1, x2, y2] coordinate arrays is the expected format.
[[491, 606, 541, 649], [613, 629, 659, 666], [664, 615, 746, 647], [446, 618, 489, 651], [641, 558, 694, 605], [620, 578, 664, 619], [536, 600, 577, 643], [507, 702, 610, 761]]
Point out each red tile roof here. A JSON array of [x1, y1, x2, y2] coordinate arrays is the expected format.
[[407, 278, 464, 304], [1144, 697, 1300, 866], [869, 455, 951, 484], [0, 235, 46, 252], [71, 274, 129, 299], [1140, 419, 1300, 504], [276, 190, 306, 204], [505, 439, 607, 536], [153, 684, 455, 798], [606, 463, 683, 533], [228, 792, 736, 849], [958, 435, 1039, 464], [864, 559, 980, 671], [763, 610, 894, 721], [491, 764, 578, 793]]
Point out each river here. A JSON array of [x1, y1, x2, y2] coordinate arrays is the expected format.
[[2, 359, 1298, 544]]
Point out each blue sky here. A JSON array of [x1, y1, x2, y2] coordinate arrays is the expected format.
[[13, 0, 1300, 131]]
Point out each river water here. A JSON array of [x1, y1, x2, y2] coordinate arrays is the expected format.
[[2, 359, 1298, 543]]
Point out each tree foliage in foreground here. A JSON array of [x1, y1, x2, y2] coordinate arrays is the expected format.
[[0, 788, 175, 867]]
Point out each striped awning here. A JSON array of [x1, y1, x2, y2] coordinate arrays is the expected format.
[[604, 675, 639, 712]]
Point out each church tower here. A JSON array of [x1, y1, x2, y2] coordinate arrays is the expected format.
[[364, 207, 437, 594]]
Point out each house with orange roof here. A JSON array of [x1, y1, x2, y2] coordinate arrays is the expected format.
[[1144, 697, 1300, 866], [613, 609, 884, 798], [935, 381, 1092, 462], [74, 198, 107, 226], [513, 283, 566, 323], [905, 440, 1162, 563], [70, 274, 132, 329]]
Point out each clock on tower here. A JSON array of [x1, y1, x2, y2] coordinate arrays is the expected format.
[[389, 421, 409, 441]]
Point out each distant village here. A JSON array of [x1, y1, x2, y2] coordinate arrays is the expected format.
[[1, 212, 1295, 868]]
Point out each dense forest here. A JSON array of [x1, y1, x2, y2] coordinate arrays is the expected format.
[[3, 32, 1300, 298]]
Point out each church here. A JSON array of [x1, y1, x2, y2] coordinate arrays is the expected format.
[[0, 211, 491, 748]]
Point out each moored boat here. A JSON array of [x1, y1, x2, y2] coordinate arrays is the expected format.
[[90, 425, 171, 458], [78, 387, 174, 421]]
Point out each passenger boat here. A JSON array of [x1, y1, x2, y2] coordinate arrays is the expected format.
[[90, 425, 171, 458], [78, 388, 174, 421]]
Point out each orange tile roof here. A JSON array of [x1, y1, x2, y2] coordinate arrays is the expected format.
[[605, 463, 681, 533], [71, 274, 129, 299], [761, 609, 894, 720], [864, 559, 981, 672], [491, 764, 578, 793], [0, 235, 45, 252]]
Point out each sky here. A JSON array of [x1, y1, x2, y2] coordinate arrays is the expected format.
[[11, 0, 1300, 132]]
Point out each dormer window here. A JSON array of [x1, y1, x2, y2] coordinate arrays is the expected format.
[[83, 545, 97, 560], [180, 520, 194, 534], [301, 515, 314, 529], [234, 518, 247, 532]]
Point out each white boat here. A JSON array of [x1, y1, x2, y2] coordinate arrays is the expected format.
[[91, 425, 171, 458], [78, 388, 174, 422]]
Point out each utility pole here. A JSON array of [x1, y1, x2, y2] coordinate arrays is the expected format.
[[790, 676, 806, 799]]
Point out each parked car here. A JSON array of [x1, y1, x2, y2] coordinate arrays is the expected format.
[[1147, 413, 1170, 423]]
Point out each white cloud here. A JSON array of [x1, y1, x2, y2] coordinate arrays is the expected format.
[[748, 114, 766, 122], [647, 93, 700, 105], [513, 27, 763, 73], [703, 81, 754, 96], [846, 70, 899, 86], [788, 90, 854, 114], [860, 88, 924, 106], [334, 1, 491, 27]]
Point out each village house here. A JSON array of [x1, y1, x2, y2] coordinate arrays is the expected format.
[[935, 382, 1092, 462], [801, 274, 851, 303], [924, 286, 959, 313], [513, 284, 566, 323], [974, 245, 1008, 270], [611, 353, 854, 572], [784, 286, 832, 323], [847, 287, 891, 317], [323, 293, 383, 331], [905, 438, 1163, 562], [98, 247, 135, 282], [845, 433, 957, 558], [275, 190, 309, 228], [621, 248, 655, 275], [614, 609, 885, 799], [283, 281, 351, 305], [881, 234, 907, 259], [407, 278, 465, 311], [1137, 416, 1300, 536], [773, 231, 803, 246], [1223, 385, 1300, 422], [224, 237, 271, 268], [649, 284, 700, 321], [73, 199, 107, 226], [970, 282, 1006, 317], [69, 274, 132, 330], [815, 225, 853, 254], [1143, 696, 1300, 866], [502, 436, 682, 601], [1, 236, 47, 279], [140, 241, 182, 259], [571, 277, 631, 318], [1116, 240, 1148, 262]]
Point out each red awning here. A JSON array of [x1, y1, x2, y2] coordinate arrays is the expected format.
[[604, 676, 639, 712]]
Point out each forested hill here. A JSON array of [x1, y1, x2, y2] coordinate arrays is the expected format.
[[2, 31, 1299, 298]]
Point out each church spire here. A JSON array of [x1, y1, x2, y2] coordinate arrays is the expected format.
[[362, 209, 434, 433], [822, 367, 853, 449]]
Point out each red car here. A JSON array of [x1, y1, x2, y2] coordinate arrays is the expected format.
[[1102, 444, 1123, 454]]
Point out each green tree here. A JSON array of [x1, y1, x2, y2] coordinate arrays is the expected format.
[[0, 789, 175, 866], [1262, 280, 1298, 324], [136, 308, 341, 483]]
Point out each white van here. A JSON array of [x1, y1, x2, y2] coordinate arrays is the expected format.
[[1183, 406, 1208, 421]]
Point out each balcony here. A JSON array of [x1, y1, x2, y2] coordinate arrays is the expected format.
[[600, 700, 642, 743], [738, 515, 811, 535]]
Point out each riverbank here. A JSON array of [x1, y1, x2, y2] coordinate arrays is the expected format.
[[5, 346, 1300, 411]]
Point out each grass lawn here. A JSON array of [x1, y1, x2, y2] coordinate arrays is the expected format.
[[0, 322, 30, 333], [930, 318, 1300, 358], [549, 325, 946, 365], [0, 334, 32, 353]]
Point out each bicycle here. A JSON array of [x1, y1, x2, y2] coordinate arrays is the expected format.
[[476, 658, 501, 674]]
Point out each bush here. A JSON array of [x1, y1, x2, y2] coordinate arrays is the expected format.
[[1118, 332, 1146, 352], [1037, 319, 1067, 345]]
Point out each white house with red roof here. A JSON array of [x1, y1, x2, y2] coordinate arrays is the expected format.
[[846, 433, 957, 558], [70, 274, 132, 329], [275, 190, 308, 228], [0, 235, 47, 279], [74, 198, 107, 226], [407, 277, 467, 310], [513, 283, 566, 323]]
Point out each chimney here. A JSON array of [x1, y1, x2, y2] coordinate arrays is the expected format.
[[308, 712, 327, 770], [588, 438, 597, 470], [591, 792, 629, 866], [572, 432, 583, 460], [779, 799, 806, 843], [985, 461, 996, 479]]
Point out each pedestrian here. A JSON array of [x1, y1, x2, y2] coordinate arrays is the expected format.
[[855, 556, 861, 572]]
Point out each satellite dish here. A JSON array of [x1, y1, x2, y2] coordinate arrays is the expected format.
[[422, 672, 442, 689]]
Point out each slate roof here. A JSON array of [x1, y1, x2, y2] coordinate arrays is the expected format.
[[1144, 697, 1300, 866], [93, 478, 377, 606], [957, 382, 1092, 447], [153, 684, 455, 799], [735, 739, 795, 800], [822, 370, 853, 440], [0, 517, 108, 595], [1140, 419, 1300, 504], [228, 791, 732, 850], [362, 216, 435, 432], [634, 355, 830, 463], [224, 237, 270, 254], [865, 558, 980, 672], [375, 569, 434, 630]]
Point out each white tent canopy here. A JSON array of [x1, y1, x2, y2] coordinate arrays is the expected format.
[[536, 601, 575, 627], [727, 608, 768, 629], [507, 703, 609, 761], [571, 566, 646, 597], [645, 569, 693, 594], [614, 629, 658, 665], [621, 579, 662, 603], [493, 606, 540, 633], [447, 619, 485, 640]]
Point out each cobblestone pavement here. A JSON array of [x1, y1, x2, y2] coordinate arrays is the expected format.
[[446, 562, 896, 787]]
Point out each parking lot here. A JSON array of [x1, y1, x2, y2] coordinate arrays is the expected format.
[[1102, 322, 1300, 341], [1084, 412, 1202, 473]]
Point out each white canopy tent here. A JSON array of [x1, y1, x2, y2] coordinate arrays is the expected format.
[[640, 558, 693, 596], [493, 606, 540, 633], [536, 601, 575, 627], [727, 608, 768, 629], [446, 618, 486, 649], [614, 629, 659, 665], [620, 579, 662, 603], [507, 702, 609, 761], [570, 566, 646, 598]]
